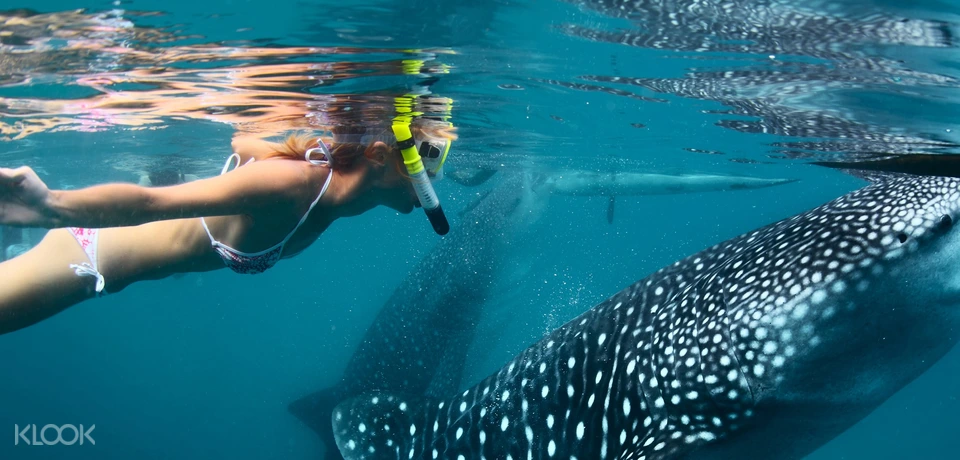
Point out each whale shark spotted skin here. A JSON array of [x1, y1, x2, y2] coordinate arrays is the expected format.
[[331, 174, 960, 459], [288, 170, 797, 459]]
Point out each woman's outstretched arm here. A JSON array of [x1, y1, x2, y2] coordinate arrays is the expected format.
[[0, 160, 311, 228]]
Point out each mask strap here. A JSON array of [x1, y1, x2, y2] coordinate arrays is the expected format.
[[305, 138, 334, 166]]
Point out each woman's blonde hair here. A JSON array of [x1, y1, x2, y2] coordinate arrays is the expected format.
[[261, 121, 457, 173]]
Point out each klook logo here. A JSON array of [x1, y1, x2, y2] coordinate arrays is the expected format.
[[14, 424, 95, 446]]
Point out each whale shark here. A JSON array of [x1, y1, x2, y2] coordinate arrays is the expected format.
[[330, 173, 960, 459], [288, 169, 797, 459]]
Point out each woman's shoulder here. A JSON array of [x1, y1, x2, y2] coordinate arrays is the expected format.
[[225, 133, 327, 193]]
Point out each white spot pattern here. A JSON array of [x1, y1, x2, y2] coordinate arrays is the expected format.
[[330, 176, 960, 460]]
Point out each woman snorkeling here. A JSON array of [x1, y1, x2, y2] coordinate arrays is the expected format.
[[0, 121, 455, 335]]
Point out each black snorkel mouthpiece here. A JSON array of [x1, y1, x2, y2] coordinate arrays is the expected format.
[[425, 204, 449, 235]]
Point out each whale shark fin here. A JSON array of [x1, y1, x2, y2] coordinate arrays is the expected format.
[[332, 392, 437, 460], [607, 195, 616, 224], [288, 386, 345, 460]]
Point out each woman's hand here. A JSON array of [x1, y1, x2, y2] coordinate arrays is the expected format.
[[0, 166, 54, 227]]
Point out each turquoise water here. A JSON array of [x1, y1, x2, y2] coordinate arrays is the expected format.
[[0, 0, 958, 459]]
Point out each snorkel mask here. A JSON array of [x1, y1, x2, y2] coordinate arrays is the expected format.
[[392, 93, 453, 236], [415, 134, 451, 181]]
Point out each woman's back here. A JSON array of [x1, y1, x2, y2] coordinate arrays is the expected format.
[[94, 155, 336, 289]]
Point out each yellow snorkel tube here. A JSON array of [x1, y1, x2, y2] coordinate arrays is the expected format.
[[392, 58, 452, 235], [393, 97, 450, 236]]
